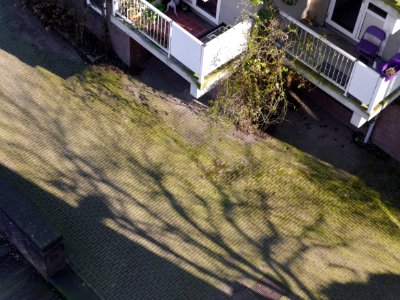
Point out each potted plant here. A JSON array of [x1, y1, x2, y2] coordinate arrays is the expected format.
[[382, 64, 399, 81], [377, 53, 400, 81]]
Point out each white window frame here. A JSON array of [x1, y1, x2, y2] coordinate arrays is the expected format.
[[326, 0, 391, 55], [86, 0, 106, 16], [326, 0, 368, 40], [182, 0, 222, 24]]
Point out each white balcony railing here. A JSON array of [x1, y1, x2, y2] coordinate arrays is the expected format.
[[114, 0, 251, 79], [281, 11, 400, 113], [201, 20, 251, 76], [115, 0, 172, 51], [280, 11, 357, 92], [348, 62, 400, 112]]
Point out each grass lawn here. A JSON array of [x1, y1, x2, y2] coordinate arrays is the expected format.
[[0, 6, 400, 298]]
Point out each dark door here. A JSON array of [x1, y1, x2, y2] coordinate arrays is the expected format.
[[330, 0, 363, 33]]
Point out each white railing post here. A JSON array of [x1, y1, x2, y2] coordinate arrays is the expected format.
[[280, 11, 357, 92], [168, 20, 173, 58], [114, 0, 173, 52], [200, 19, 252, 77], [344, 61, 358, 96], [112, 0, 118, 15], [198, 44, 205, 82]]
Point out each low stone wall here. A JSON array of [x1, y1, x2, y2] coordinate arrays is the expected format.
[[0, 179, 65, 279], [372, 102, 400, 162]]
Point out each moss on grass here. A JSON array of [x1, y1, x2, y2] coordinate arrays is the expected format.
[[0, 56, 399, 299]]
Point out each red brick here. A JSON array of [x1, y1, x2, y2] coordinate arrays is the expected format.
[[372, 104, 400, 161]]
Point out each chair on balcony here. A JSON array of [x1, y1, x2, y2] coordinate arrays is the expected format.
[[356, 26, 386, 59]]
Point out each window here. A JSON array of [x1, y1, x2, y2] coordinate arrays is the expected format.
[[196, 0, 218, 18], [86, 0, 106, 15], [367, 3, 387, 19]]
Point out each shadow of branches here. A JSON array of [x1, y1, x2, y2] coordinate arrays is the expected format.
[[1, 22, 399, 298]]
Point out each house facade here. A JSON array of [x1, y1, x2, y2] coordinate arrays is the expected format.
[[276, 0, 400, 127], [79, 0, 253, 98], [71, 0, 400, 131]]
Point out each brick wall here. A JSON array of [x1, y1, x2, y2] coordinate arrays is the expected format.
[[130, 38, 151, 65], [64, 1, 153, 67], [299, 87, 363, 132], [103, 23, 151, 67], [109, 22, 131, 66], [372, 103, 400, 162]]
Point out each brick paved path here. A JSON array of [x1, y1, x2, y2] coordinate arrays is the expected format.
[[1, 1, 400, 299]]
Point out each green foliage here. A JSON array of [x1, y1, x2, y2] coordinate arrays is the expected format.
[[210, 2, 299, 132], [154, 3, 166, 12], [147, 0, 166, 11], [31, 0, 73, 27]]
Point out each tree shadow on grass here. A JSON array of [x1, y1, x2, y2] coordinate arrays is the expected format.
[[4, 41, 399, 298], [298, 153, 400, 233], [270, 97, 400, 218], [1, 159, 305, 299], [2, 0, 399, 297], [0, 137, 306, 299], [0, 78, 380, 299], [0, 164, 220, 299]]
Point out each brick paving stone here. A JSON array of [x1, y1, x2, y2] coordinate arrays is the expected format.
[[0, 1, 400, 300]]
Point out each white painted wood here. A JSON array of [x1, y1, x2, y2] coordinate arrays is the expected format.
[[385, 74, 400, 97], [368, 73, 400, 112], [200, 19, 251, 76], [326, 0, 367, 40], [182, 0, 221, 24], [281, 12, 357, 62], [114, 0, 173, 52], [347, 62, 381, 105], [368, 78, 388, 112], [281, 12, 357, 91], [363, 119, 376, 143], [111, 16, 199, 87], [358, 10, 386, 40], [87, 0, 106, 15], [392, 18, 400, 34], [190, 83, 207, 98], [170, 22, 203, 74], [350, 113, 368, 127]]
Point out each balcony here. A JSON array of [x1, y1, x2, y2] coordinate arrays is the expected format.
[[111, 0, 251, 97], [281, 11, 400, 127]]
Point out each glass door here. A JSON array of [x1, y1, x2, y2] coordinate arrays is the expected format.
[[196, 0, 218, 18], [326, 0, 366, 39]]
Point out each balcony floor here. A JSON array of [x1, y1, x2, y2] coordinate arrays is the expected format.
[[165, 9, 214, 38]]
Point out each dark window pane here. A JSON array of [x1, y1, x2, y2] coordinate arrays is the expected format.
[[331, 0, 363, 33], [196, 0, 218, 17], [368, 3, 387, 19]]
